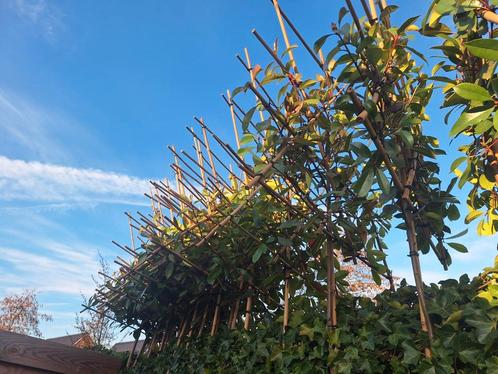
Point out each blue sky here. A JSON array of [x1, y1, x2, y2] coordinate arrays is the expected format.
[[0, 0, 495, 341]]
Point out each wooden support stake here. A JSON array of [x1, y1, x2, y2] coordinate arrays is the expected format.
[[210, 294, 221, 336], [272, 0, 298, 73], [126, 333, 140, 368], [244, 283, 253, 331]]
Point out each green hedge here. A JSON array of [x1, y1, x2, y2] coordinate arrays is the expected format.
[[121, 267, 498, 373]]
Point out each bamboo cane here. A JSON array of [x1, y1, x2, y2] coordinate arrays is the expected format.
[[244, 283, 253, 331], [272, 0, 298, 73], [210, 293, 222, 336], [197, 303, 209, 337], [133, 335, 148, 367], [126, 333, 140, 368]]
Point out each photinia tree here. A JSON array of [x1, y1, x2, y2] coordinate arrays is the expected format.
[[86, 1, 498, 372]]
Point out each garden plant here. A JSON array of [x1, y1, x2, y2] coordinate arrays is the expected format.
[[85, 0, 498, 372]]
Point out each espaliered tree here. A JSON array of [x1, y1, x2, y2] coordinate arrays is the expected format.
[[84, 1, 498, 372], [422, 0, 498, 235]]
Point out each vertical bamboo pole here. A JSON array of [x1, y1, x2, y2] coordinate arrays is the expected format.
[[146, 330, 158, 358], [133, 335, 148, 367], [164, 180, 175, 221], [210, 293, 222, 336], [193, 133, 207, 188], [159, 327, 168, 352], [229, 278, 244, 329], [272, 0, 298, 73], [172, 146, 185, 207], [404, 205, 433, 357], [283, 258, 290, 332], [244, 282, 253, 331], [177, 313, 190, 346], [197, 303, 209, 337], [368, 0, 378, 20], [126, 333, 140, 368], [326, 225, 337, 329], [188, 305, 199, 338], [128, 214, 136, 252], [227, 89, 249, 185], [227, 89, 241, 150], [200, 119, 219, 184]]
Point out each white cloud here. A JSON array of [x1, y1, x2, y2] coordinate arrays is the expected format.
[[9, 0, 64, 43], [0, 90, 87, 163], [0, 246, 98, 295], [0, 155, 151, 206], [451, 236, 497, 262]]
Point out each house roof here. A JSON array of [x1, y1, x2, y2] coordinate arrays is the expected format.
[[112, 340, 145, 353], [47, 333, 90, 347]]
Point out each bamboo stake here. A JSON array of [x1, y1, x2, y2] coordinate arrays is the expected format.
[[270, 1, 325, 71], [360, 0, 374, 24], [197, 303, 209, 337], [193, 130, 207, 188], [345, 0, 365, 39], [146, 330, 158, 358], [283, 262, 290, 332], [480, 9, 498, 24], [210, 293, 221, 336], [133, 335, 148, 367], [126, 333, 140, 368], [171, 145, 186, 215], [244, 283, 253, 331], [229, 278, 244, 329], [199, 118, 220, 185], [227, 89, 241, 150], [368, 0, 378, 20], [272, 0, 298, 73], [128, 214, 137, 253]]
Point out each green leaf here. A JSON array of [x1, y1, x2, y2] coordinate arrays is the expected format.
[[242, 107, 257, 131], [448, 242, 467, 253], [490, 78, 498, 96], [314, 34, 331, 53], [165, 261, 175, 278], [279, 219, 301, 229], [459, 348, 481, 364], [466, 317, 496, 343], [375, 168, 390, 194], [398, 16, 419, 34], [252, 244, 268, 263], [466, 39, 498, 62], [453, 83, 492, 102], [447, 204, 460, 221], [450, 156, 467, 171], [446, 228, 468, 240], [450, 107, 494, 137], [402, 342, 420, 365], [338, 6, 349, 25], [355, 166, 375, 198], [398, 130, 414, 147]]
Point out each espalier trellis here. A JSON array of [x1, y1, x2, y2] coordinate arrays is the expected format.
[[84, 0, 497, 370]]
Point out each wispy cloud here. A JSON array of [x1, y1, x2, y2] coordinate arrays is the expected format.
[[451, 236, 497, 262], [0, 246, 98, 295], [0, 90, 86, 163], [8, 0, 64, 43], [0, 155, 151, 206]]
